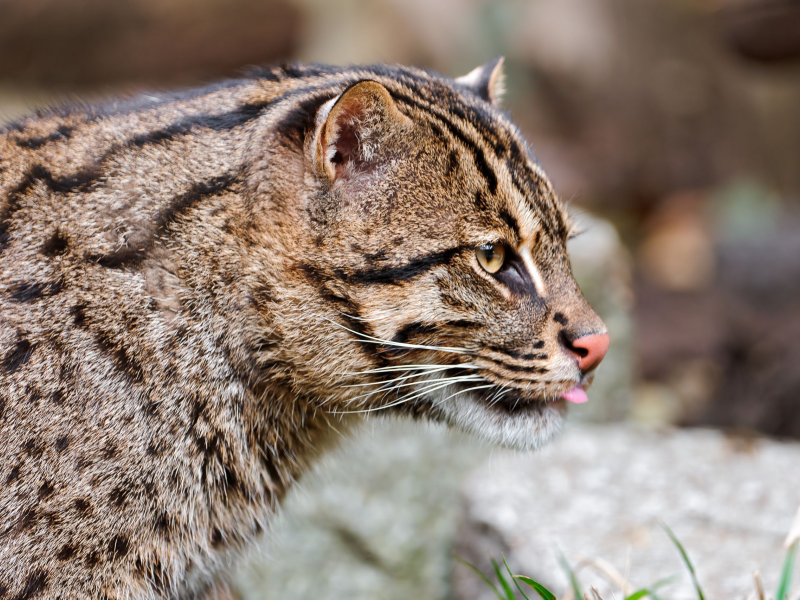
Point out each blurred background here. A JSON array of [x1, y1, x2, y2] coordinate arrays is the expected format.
[[3, 0, 800, 597]]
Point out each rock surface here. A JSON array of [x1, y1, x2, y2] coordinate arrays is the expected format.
[[233, 420, 489, 600], [455, 425, 800, 600]]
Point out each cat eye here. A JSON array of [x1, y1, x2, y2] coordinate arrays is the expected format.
[[475, 243, 505, 274]]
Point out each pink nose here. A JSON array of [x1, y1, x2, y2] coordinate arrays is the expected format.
[[566, 332, 610, 372]]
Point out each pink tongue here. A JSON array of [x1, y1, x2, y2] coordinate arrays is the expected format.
[[561, 387, 588, 404]]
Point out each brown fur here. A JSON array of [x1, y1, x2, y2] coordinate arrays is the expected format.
[[0, 62, 606, 598]]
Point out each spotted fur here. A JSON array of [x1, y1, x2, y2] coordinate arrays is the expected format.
[[0, 61, 606, 598]]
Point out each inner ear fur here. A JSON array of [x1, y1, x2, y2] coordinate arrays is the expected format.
[[313, 80, 410, 182]]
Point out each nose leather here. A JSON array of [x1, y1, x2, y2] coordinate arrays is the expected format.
[[568, 332, 610, 372]]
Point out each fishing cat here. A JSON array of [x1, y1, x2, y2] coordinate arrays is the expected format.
[[0, 59, 608, 598]]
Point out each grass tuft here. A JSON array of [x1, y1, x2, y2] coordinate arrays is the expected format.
[[457, 510, 800, 600]]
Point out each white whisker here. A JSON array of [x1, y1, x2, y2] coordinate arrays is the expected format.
[[346, 374, 484, 406], [336, 375, 484, 414], [342, 366, 455, 388], [320, 316, 471, 355], [432, 383, 498, 406], [335, 363, 477, 377]]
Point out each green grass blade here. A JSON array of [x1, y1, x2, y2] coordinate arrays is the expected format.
[[558, 554, 583, 600], [502, 554, 532, 600], [624, 576, 678, 600], [776, 541, 798, 600], [659, 521, 705, 600], [455, 555, 507, 600], [492, 558, 518, 600], [513, 576, 558, 600]]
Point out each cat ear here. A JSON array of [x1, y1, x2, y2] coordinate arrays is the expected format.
[[312, 80, 410, 183], [455, 57, 506, 106]]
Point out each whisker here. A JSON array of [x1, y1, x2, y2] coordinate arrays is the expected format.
[[342, 366, 460, 388], [346, 375, 484, 406], [336, 363, 477, 378], [319, 316, 471, 355], [433, 383, 498, 405], [337, 375, 484, 414]]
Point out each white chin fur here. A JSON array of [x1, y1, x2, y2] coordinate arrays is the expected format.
[[431, 390, 565, 451]]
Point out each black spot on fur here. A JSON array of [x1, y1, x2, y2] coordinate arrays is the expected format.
[[0, 395, 4, 420], [102, 442, 118, 459], [25, 387, 41, 405], [210, 527, 225, 548], [223, 464, 240, 494], [474, 190, 491, 212], [40, 229, 69, 257], [143, 481, 156, 499], [154, 511, 172, 538], [85, 550, 100, 567], [553, 312, 568, 325], [446, 149, 460, 176], [7, 280, 62, 303], [23, 438, 43, 458], [147, 441, 160, 457], [0, 174, 32, 253], [56, 543, 76, 560], [70, 303, 87, 327], [6, 464, 20, 483], [51, 390, 64, 405], [38, 481, 55, 498], [95, 333, 143, 381], [74, 498, 90, 513], [108, 535, 130, 560], [55, 435, 69, 452], [17, 508, 37, 532], [15, 125, 73, 149], [533, 340, 545, 349], [109, 486, 128, 507], [2, 338, 35, 374], [13, 570, 47, 600]]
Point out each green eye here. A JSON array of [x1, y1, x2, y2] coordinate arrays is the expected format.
[[476, 243, 505, 274]]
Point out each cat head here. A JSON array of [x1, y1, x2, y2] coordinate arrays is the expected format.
[[290, 61, 608, 450]]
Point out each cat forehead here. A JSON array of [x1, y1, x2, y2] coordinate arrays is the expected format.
[[392, 88, 572, 244]]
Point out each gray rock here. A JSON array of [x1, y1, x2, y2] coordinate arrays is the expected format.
[[233, 420, 489, 600], [455, 424, 800, 600]]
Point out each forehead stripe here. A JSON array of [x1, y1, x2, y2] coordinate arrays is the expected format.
[[391, 91, 498, 194]]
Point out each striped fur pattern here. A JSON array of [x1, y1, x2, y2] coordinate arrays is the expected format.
[[0, 61, 606, 598]]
